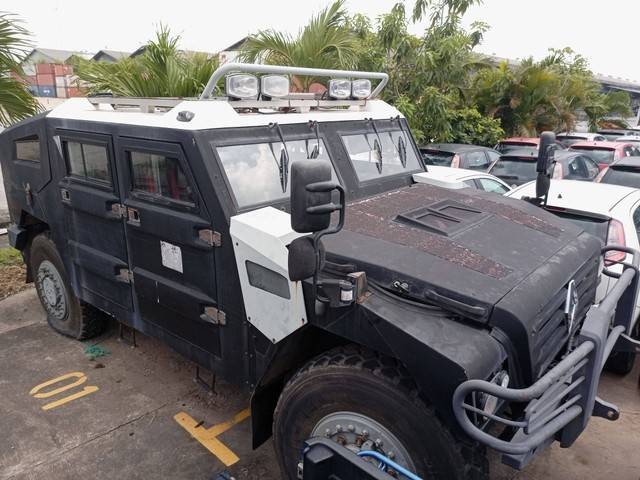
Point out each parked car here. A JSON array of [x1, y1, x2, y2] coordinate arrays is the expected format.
[[616, 135, 640, 143], [596, 156, 640, 188], [420, 143, 501, 171], [569, 141, 640, 169], [556, 132, 606, 147], [489, 148, 600, 186], [507, 179, 640, 374], [596, 128, 634, 141], [495, 136, 564, 153], [413, 166, 512, 193]]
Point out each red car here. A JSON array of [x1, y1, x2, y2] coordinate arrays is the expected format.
[[496, 136, 565, 153], [568, 141, 640, 170]]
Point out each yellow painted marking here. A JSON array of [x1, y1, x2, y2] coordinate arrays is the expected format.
[[30, 371, 98, 411], [29, 372, 86, 398], [174, 408, 250, 466], [41, 386, 99, 411]]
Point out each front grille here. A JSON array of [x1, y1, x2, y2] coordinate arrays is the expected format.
[[531, 255, 600, 378]]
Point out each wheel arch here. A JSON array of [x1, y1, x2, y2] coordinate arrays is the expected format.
[[10, 211, 50, 282]]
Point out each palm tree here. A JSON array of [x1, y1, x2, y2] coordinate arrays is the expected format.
[[74, 26, 219, 97], [0, 13, 40, 126], [239, 0, 359, 90]]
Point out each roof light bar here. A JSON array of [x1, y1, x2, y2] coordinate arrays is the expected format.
[[328, 79, 351, 99], [351, 79, 372, 99], [261, 75, 290, 99], [225, 74, 259, 100]]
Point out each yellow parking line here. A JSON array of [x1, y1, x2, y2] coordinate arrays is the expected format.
[[41, 386, 99, 411], [29, 372, 87, 398], [174, 408, 250, 466]]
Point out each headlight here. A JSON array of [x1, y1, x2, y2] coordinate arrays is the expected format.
[[261, 75, 290, 99], [481, 371, 509, 416], [328, 79, 351, 99], [226, 74, 259, 100], [351, 79, 372, 99]]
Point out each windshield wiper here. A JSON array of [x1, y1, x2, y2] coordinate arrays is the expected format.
[[306, 121, 321, 159], [366, 118, 383, 173], [269, 122, 290, 193]]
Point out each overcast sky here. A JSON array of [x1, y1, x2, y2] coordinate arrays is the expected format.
[[4, 0, 639, 81]]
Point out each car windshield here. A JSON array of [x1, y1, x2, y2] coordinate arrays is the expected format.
[[570, 147, 615, 164], [550, 211, 609, 243], [216, 139, 336, 209], [342, 130, 421, 181], [601, 167, 640, 188], [421, 150, 454, 167], [490, 158, 536, 183]]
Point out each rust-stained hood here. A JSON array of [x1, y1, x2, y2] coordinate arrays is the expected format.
[[322, 183, 598, 323]]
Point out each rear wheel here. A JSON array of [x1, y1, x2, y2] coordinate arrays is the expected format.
[[29, 233, 107, 340], [273, 345, 488, 480]]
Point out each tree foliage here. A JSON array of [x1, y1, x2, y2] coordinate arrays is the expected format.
[[74, 26, 219, 97], [0, 13, 40, 126]]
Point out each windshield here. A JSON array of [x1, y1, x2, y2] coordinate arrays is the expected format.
[[490, 158, 536, 183], [570, 147, 615, 164], [421, 150, 454, 167], [601, 167, 640, 188], [342, 130, 421, 181], [216, 139, 336, 208]]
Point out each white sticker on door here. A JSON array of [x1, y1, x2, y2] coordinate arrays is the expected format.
[[160, 241, 183, 273]]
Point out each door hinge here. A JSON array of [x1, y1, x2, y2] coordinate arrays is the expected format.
[[201, 306, 226, 325], [110, 203, 126, 219], [116, 268, 134, 284], [198, 229, 222, 247]]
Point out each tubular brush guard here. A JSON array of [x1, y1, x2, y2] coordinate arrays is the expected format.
[[452, 245, 639, 470]]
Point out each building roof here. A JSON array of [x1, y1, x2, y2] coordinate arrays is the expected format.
[[92, 50, 131, 61], [221, 37, 248, 52], [129, 45, 215, 58], [24, 48, 93, 63]]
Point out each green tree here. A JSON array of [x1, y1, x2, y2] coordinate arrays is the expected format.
[[0, 13, 39, 126], [239, 0, 358, 89], [74, 26, 219, 97]]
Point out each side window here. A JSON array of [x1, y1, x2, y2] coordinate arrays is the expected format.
[[129, 151, 194, 204], [463, 179, 478, 189], [583, 156, 600, 178], [566, 157, 586, 178], [15, 135, 40, 162], [465, 151, 489, 170], [477, 177, 510, 194], [633, 206, 640, 241], [64, 141, 111, 184], [623, 146, 635, 157]]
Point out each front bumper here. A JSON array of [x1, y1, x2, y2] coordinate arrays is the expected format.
[[452, 245, 640, 470]]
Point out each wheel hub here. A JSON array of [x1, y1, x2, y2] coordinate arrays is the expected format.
[[310, 411, 416, 475], [36, 260, 67, 321]]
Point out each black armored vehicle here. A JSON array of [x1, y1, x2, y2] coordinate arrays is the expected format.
[[1, 64, 638, 480]]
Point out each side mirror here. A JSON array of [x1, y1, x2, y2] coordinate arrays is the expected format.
[[536, 131, 556, 199], [290, 160, 342, 233]]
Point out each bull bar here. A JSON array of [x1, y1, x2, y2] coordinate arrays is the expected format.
[[452, 245, 640, 469]]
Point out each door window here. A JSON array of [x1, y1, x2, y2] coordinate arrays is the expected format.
[[64, 141, 111, 184], [15, 135, 40, 162], [582, 156, 600, 179], [465, 151, 489, 170], [633, 206, 640, 240], [566, 156, 589, 179], [477, 177, 510, 193], [129, 151, 194, 204]]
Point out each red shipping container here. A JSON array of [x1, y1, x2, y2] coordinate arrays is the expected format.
[[53, 64, 73, 76], [25, 75, 37, 85], [67, 87, 83, 97], [36, 73, 55, 85], [36, 63, 54, 75]]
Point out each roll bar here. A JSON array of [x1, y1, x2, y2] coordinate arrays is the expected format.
[[199, 63, 389, 100]]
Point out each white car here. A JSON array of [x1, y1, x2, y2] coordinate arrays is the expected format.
[[413, 165, 511, 194], [507, 179, 640, 373]]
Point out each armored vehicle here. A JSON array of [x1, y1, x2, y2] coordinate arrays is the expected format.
[[1, 64, 638, 479]]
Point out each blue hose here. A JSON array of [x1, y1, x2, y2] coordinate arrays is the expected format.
[[357, 451, 422, 480]]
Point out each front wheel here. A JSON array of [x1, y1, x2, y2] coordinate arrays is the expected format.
[[273, 345, 488, 480]]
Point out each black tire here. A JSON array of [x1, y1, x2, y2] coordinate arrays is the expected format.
[[273, 345, 488, 480], [29, 233, 107, 340], [605, 320, 638, 375]]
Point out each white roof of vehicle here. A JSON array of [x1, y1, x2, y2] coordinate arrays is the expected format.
[[412, 166, 510, 190], [507, 179, 640, 216], [46, 97, 402, 131]]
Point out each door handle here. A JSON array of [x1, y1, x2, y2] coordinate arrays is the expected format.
[[127, 207, 141, 226], [60, 188, 70, 203]]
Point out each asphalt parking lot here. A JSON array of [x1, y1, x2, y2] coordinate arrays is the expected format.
[[1, 288, 639, 480]]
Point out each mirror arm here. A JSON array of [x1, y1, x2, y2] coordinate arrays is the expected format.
[[270, 122, 290, 192]]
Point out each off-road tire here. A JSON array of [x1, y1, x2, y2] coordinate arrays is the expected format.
[[29, 233, 107, 340], [273, 344, 488, 480], [605, 321, 639, 375]]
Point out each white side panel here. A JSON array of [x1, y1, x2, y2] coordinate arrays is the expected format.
[[230, 207, 307, 343]]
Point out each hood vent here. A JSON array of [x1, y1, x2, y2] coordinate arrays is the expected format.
[[395, 200, 490, 237]]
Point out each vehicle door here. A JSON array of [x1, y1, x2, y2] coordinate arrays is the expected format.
[[115, 138, 222, 356], [56, 131, 132, 313], [2, 119, 51, 221], [464, 150, 491, 171]]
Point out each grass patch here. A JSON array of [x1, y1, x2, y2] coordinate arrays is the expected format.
[[0, 247, 22, 267]]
